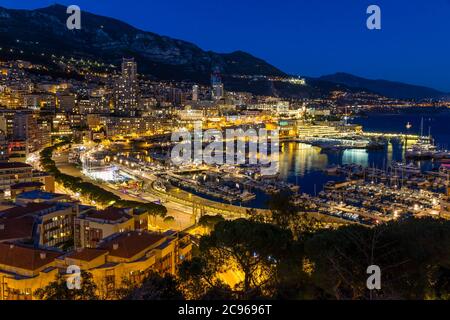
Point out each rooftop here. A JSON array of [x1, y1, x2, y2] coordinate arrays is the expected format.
[[85, 207, 132, 223], [100, 231, 165, 259], [0, 162, 32, 170], [0, 203, 55, 219], [16, 190, 68, 201], [66, 248, 108, 262], [0, 216, 34, 242], [11, 182, 44, 190], [0, 243, 61, 271]]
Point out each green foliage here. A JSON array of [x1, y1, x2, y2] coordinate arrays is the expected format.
[[198, 214, 225, 230], [198, 219, 294, 299], [179, 215, 450, 300], [178, 257, 231, 300], [266, 192, 322, 240], [305, 217, 450, 299], [34, 271, 98, 300], [164, 216, 175, 223], [126, 272, 184, 300]]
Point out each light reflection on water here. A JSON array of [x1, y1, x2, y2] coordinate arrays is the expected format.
[[342, 149, 369, 167]]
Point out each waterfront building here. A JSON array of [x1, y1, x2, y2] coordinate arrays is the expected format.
[[297, 122, 362, 139], [176, 107, 204, 122]]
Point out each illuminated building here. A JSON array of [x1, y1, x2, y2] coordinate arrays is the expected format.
[[13, 111, 40, 153], [56, 94, 76, 113], [296, 122, 363, 139], [74, 207, 149, 249], [0, 130, 7, 162], [0, 202, 90, 249], [440, 188, 450, 220], [113, 58, 139, 116], [0, 109, 16, 137], [52, 113, 73, 136], [7, 140, 27, 163], [0, 243, 61, 300], [79, 96, 109, 114], [248, 101, 290, 115], [61, 230, 192, 298], [176, 107, 204, 122], [192, 84, 199, 101], [0, 162, 55, 197], [211, 67, 224, 100]]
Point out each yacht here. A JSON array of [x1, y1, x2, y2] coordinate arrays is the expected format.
[[406, 135, 437, 159], [390, 162, 421, 175]]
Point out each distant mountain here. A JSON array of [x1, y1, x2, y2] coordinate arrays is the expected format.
[[318, 72, 446, 100], [0, 5, 444, 100], [0, 4, 285, 82]]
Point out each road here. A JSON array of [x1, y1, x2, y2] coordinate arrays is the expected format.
[[53, 152, 195, 231]]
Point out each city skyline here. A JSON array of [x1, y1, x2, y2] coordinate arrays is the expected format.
[[0, 1, 449, 304], [1, 0, 450, 91]]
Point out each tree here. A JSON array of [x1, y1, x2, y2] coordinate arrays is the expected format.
[[198, 214, 225, 231], [34, 271, 98, 300], [305, 217, 450, 300], [199, 219, 294, 299], [127, 272, 184, 300], [266, 192, 322, 240], [178, 257, 233, 300]]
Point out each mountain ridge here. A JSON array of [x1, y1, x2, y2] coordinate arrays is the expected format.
[[318, 72, 446, 100], [0, 4, 446, 100], [0, 4, 286, 82]]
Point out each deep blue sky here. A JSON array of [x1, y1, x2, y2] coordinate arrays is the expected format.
[[1, 0, 450, 91]]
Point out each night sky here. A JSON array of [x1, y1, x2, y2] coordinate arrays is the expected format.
[[1, 0, 449, 91]]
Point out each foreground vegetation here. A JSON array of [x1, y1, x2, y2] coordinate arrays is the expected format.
[[37, 193, 450, 300]]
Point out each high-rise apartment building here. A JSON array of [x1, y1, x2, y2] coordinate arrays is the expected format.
[[113, 58, 139, 116]]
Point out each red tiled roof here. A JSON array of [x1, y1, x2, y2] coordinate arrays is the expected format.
[[0, 216, 34, 241], [66, 248, 108, 262], [100, 231, 165, 259], [86, 207, 132, 222], [0, 243, 61, 271], [0, 203, 55, 219]]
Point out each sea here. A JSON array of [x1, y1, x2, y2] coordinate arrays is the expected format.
[[129, 107, 450, 209], [247, 107, 450, 208]]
